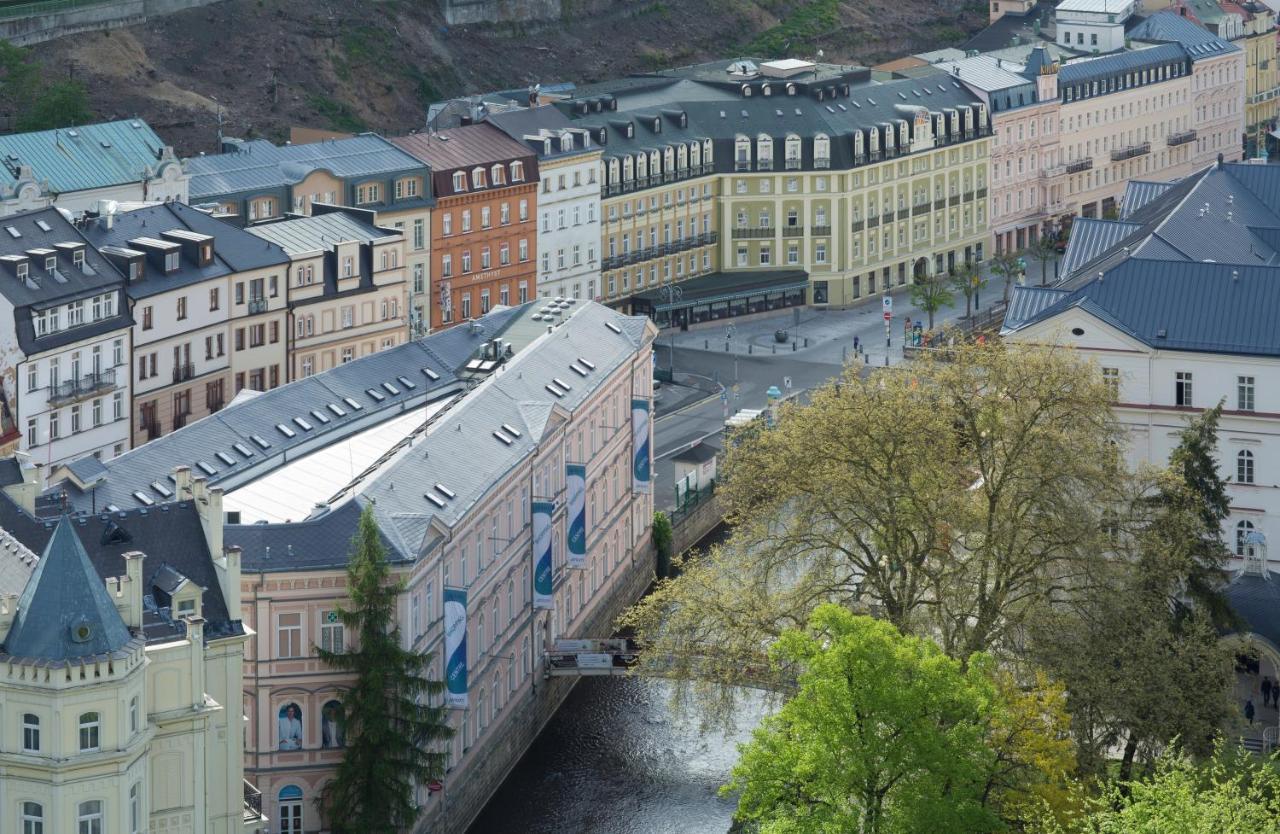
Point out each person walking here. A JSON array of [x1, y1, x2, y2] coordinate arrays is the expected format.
[[1246, 698, 1257, 725]]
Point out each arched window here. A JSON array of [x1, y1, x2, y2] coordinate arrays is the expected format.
[[690, 141, 701, 167], [703, 138, 714, 164], [490, 164, 505, 186], [734, 135, 751, 170], [756, 133, 774, 170], [784, 133, 802, 169], [1238, 450, 1255, 484], [78, 712, 99, 752], [477, 686, 487, 732], [636, 153, 647, 179], [321, 699, 345, 748], [814, 133, 831, 168], [277, 703, 303, 750], [77, 801, 102, 834], [21, 801, 42, 834], [278, 786, 303, 834], [1237, 520, 1257, 557], [560, 134, 573, 152], [22, 713, 39, 752]]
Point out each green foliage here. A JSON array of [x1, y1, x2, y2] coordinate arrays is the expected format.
[[318, 505, 452, 833], [988, 251, 1022, 305], [908, 269, 954, 330], [727, 606, 1076, 834], [745, 0, 840, 58], [307, 94, 367, 134], [948, 260, 987, 319], [653, 510, 674, 577], [1030, 235, 1058, 287], [0, 41, 92, 131]]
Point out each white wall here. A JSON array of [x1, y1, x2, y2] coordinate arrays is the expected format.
[[536, 152, 603, 300]]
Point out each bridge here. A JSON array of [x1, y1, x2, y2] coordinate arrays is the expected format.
[[543, 638, 798, 693]]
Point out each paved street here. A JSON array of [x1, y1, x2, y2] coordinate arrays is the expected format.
[[651, 267, 1018, 510]]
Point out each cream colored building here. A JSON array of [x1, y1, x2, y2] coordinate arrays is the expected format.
[[0, 460, 258, 834], [246, 207, 410, 379]]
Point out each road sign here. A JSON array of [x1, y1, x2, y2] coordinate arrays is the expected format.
[[883, 311, 892, 321], [720, 390, 728, 403], [882, 294, 893, 312]]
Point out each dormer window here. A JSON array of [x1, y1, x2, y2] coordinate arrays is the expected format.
[[164, 251, 179, 272], [73, 249, 85, 268], [626, 124, 634, 138], [452, 171, 467, 192], [16, 261, 27, 280], [560, 134, 573, 152], [491, 164, 505, 185], [43, 256, 55, 274], [471, 167, 486, 189]]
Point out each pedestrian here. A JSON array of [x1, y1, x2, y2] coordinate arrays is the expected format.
[[853, 335, 860, 352], [1246, 698, 1257, 725], [1264, 677, 1273, 708]]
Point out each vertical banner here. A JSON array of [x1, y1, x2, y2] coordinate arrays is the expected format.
[[532, 501, 555, 609], [443, 588, 468, 708], [566, 464, 587, 569], [632, 398, 652, 494]]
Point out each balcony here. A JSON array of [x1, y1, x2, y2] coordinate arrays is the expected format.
[[811, 225, 831, 236], [47, 369, 116, 407], [867, 216, 880, 229], [143, 419, 161, 442], [782, 226, 805, 238], [731, 227, 774, 240], [897, 209, 910, 221], [1040, 164, 1067, 180], [1110, 142, 1151, 162], [976, 187, 988, 199], [698, 231, 719, 245], [815, 158, 831, 169], [1167, 129, 1197, 147], [785, 157, 802, 170], [244, 780, 264, 824], [934, 199, 947, 211], [881, 213, 894, 226], [247, 296, 268, 314], [1065, 158, 1093, 174], [172, 362, 195, 384], [851, 220, 865, 233], [603, 255, 623, 271], [757, 159, 774, 171]]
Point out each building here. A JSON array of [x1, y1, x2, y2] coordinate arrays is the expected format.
[[44, 299, 657, 834], [392, 123, 540, 330], [0, 208, 134, 483], [246, 206, 411, 378], [1003, 159, 1280, 569], [486, 104, 604, 301], [0, 461, 257, 833], [78, 202, 291, 446], [0, 119, 187, 217], [1054, 0, 1138, 53], [184, 136, 435, 336], [562, 57, 992, 313]]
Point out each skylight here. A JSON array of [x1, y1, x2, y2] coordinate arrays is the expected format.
[[35, 220, 51, 232], [605, 321, 622, 334], [366, 388, 385, 402], [577, 358, 596, 370], [500, 423, 522, 438], [5, 226, 20, 239], [215, 451, 236, 466], [151, 481, 172, 498], [397, 375, 416, 389], [251, 434, 272, 450], [310, 409, 331, 424], [343, 397, 363, 410], [425, 492, 446, 508], [382, 382, 400, 395], [293, 417, 313, 431], [545, 384, 564, 398], [196, 461, 217, 476], [435, 484, 456, 499], [493, 430, 513, 445], [327, 403, 346, 417], [234, 442, 255, 457], [133, 491, 154, 506], [276, 423, 296, 438], [551, 377, 571, 391], [423, 367, 440, 381]]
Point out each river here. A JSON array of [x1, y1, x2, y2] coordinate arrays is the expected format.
[[467, 676, 769, 833]]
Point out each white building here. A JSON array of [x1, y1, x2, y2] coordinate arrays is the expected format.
[[487, 105, 604, 300], [1055, 0, 1136, 54], [1003, 161, 1280, 565], [0, 208, 134, 484], [0, 120, 187, 218]]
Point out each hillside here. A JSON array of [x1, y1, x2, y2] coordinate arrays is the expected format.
[[32, 0, 989, 155]]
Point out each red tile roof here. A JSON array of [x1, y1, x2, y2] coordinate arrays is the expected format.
[[390, 122, 533, 172]]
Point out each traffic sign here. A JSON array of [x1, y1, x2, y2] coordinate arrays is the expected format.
[[882, 294, 893, 312], [883, 311, 892, 321]]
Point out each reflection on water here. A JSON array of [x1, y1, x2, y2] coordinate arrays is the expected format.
[[468, 676, 767, 834]]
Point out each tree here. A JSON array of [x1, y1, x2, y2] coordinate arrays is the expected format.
[[988, 251, 1023, 306], [653, 510, 674, 578], [1030, 233, 1058, 287], [0, 42, 92, 131], [725, 606, 1076, 834], [949, 260, 988, 319], [318, 505, 453, 833], [908, 268, 954, 330], [620, 342, 1124, 720]]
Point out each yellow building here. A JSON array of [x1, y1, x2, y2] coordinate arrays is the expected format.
[[0, 459, 258, 834], [1239, 1, 1279, 156], [563, 58, 990, 318]]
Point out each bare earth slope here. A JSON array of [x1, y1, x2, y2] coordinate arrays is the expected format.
[[35, 0, 987, 154]]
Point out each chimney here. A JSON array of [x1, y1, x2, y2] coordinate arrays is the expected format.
[[118, 550, 145, 630], [174, 465, 193, 500], [218, 545, 243, 617], [183, 614, 207, 706], [190, 478, 224, 562]]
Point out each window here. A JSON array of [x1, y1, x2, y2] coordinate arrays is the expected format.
[[1102, 367, 1119, 399], [1238, 449, 1255, 484], [278, 786, 303, 834], [452, 171, 466, 192], [320, 610, 344, 653], [441, 254, 453, 278], [1239, 376, 1255, 411], [21, 802, 42, 834], [130, 782, 141, 834], [278, 612, 302, 658], [1237, 519, 1258, 557], [77, 802, 103, 834], [22, 713, 39, 751], [1175, 371, 1192, 407], [78, 712, 100, 751]]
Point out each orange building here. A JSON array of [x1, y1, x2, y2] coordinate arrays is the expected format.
[[393, 124, 539, 329]]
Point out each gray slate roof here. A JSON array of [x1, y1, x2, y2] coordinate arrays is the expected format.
[[245, 209, 397, 254], [1129, 10, 1238, 58], [1058, 42, 1192, 87], [2, 515, 133, 662], [1059, 218, 1143, 275], [1120, 179, 1177, 219]]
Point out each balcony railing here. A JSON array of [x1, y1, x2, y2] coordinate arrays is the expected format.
[[851, 220, 865, 233], [934, 199, 947, 211], [244, 780, 264, 822], [247, 296, 268, 314], [811, 225, 831, 236], [897, 209, 910, 221], [782, 226, 804, 238], [1110, 142, 1151, 162], [731, 227, 774, 240], [784, 157, 802, 170], [1167, 129, 1197, 147], [143, 420, 161, 442], [1065, 158, 1093, 174], [603, 255, 623, 271], [814, 158, 831, 169], [172, 362, 195, 384], [47, 368, 116, 406]]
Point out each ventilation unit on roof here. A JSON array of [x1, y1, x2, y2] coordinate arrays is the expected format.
[[292, 417, 313, 432], [343, 396, 363, 410], [423, 367, 440, 381], [605, 321, 622, 334], [133, 491, 154, 506], [545, 384, 564, 398], [276, 423, 296, 438], [216, 451, 236, 466]]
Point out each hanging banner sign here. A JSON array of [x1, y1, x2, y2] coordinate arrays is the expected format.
[[632, 398, 652, 494], [532, 501, 555, 609], [566, 464, 587, 568], [443, 587, 468, 708]]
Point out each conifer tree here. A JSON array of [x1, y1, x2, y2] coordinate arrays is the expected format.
[[318, 504, 453, 833]]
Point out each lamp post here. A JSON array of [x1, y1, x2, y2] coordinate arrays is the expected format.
[[659, 284, 683, 374]]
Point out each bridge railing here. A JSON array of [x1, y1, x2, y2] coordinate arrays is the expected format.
[[544, 645, 798, 693]]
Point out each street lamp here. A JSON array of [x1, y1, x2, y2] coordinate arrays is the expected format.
[[659, 283, 683, 374]]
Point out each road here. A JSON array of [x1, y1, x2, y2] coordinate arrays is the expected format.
[[651, 269, 1015, 510]]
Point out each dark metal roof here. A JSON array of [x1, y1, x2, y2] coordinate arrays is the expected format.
[[671, 442, 719, 464], [630, 269, 809, 310], [2, 515, 133, 662], [1227, 572, 1280, 651], [1120, 179, 1177, 219], [1129, 10, 1238, 58], [391, 122, 538, 173], [1060, 218, 1143, 275], [1058, 42, 1190, 87], [230, 499, 406, 572]]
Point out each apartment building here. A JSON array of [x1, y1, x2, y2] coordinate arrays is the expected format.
[[486, 105, 604, 301], [0, 208, 133, 482], [185, 135, 435, 336], [80, 203, 290, 445], [46, 300, 657, 834], [0, 462, 257, 833], [246, 206, 410, 378], [1004, 160, 1280, 569], [0, 119, 187, 217], [392, 124, 539, 329], [563, 58, 990, 312]]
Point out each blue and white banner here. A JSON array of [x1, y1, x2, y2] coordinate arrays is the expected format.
[[532, 501, 555, 609], [566, 464, 587, 569], [443, 588, 468, 708], [632, 398, 652, 494]]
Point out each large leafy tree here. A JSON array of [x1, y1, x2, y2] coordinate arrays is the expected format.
[[0, 42, 91, 130], [949, 260, 987, 319], [908, 268, 954, 331], [988, 251, 1023, 305], [621, 343, 1123, 720], [726, 606, 1076, 834], [318, 505, 453, 833]]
